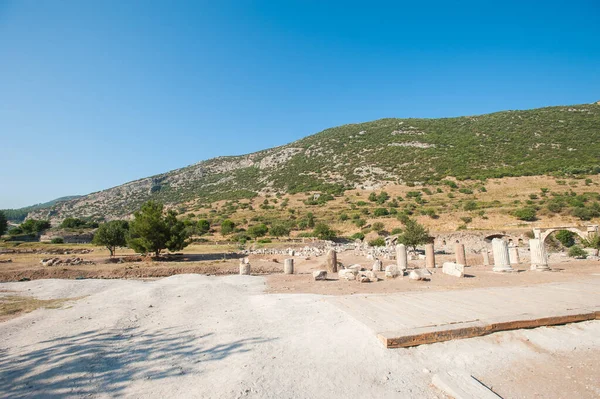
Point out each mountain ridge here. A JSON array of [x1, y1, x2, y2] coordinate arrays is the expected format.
[[26, 102, 600, 224]]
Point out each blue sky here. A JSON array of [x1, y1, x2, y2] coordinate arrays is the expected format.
[[1, 0, 599, 208]]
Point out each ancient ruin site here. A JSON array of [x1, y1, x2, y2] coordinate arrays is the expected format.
[[2, 2, 600, 398]]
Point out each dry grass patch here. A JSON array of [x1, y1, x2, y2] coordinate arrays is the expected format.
[[0, 294, 77, 322]]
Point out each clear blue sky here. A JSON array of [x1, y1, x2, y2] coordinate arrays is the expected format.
[[1, 1, 599, 208]]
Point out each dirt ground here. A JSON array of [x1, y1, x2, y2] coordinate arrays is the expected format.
[[0, 275, 599, 398], [2, 243, 599, 295], [265, 251, 600, 295]]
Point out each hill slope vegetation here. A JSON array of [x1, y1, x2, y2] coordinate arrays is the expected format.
[[26, 103, 600, 223]]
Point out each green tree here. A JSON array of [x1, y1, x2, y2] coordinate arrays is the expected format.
[[247, 223, 269, 239], [93, 220, 129, 256], [269, 223, 290, 237], [127, 201, 188, 257], [0, 211, 7, 236], [555, 230, 575, 248], [313, 223, 336, 240], [221, 219, 235, 235], [513, 207, 537, 221], [398, 218, 430, 251], [197, 219, 210, 235], [20, 219, 51, 234], [60, 217, 86, 229]]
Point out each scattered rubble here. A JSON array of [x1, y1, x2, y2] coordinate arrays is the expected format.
[[40, 257, 95, 266]]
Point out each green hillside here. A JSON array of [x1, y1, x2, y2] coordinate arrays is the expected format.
[[26, 102, 600, 222]]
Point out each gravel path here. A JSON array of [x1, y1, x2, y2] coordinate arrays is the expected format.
[[1, 274, 599, 398]]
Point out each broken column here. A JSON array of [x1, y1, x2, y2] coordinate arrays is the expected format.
[[442, 262, 464, 277], [482, 249, 490, 266], [425, 243, 435, 269], [239, 257, 251, 275], [455, 243, 467, 266], [372, 259, 383, 272], [284, 258, 294, 274], [396, 244, 407, 271], [508, 244, 520, 264], [529, 238, 550, 271], [326, 249, 337, 273], [492, 238, 513, 272]]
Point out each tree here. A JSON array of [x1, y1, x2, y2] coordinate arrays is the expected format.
[[127, 201, 188, 257], [247, 223, 268, 239], [513, 207, 537, 221], [93, 220, 129, 256], [269, 223, 290, 237], [0, 211, 7, 236], [398, 218, 430, 251], [20, 219, 51, 234], [61, 217, 86, 229], [555, 230, 575, 248], [221, 219, 235, 235], [313, 223, 336, 240], [197, 219, 210, 235]]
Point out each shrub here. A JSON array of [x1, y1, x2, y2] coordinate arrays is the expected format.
[[555, 230, 575, 247], [339, 213, 349, 221], [269, 223, 290, 237], [247, 223, 268, 239], [221, 219, 235, 235], [373, 208, 389, 217], [368, 237, 386, 247], [372, 222, 385, 232], [460, 216, 472, 224], [313, 223, 336, 240], [463, 201, 478, 211], [513, 207, 537, 221], [350, 232, 365, 240], [51, 237, 64, 244], [568, 245, 587, 258], [391, 227, 403, 235], [257, 238, 272, 244]]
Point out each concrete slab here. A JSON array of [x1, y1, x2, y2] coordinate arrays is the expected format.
[[327, 278, 600, 348]]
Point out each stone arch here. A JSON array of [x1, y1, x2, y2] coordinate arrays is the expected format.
[[484, 233, 507, 242], [533, 225, 599, 244]]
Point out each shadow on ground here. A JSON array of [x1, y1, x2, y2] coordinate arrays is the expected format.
[[0, 327, 273, 398]]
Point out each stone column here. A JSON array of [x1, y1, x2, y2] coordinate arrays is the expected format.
[[284, 258, 294, 274], [425, 243, 435, 269], [372, 259, 383, 272], [455, 243, 467, 266], [239, 262, 251, 275], [326, 249, 337, 273], [396, 244, 407, 271], [492, 238, 513, 272], [482, 249, 490, 266], [508, 244, 520, 264], [529, 239, 550, 271]]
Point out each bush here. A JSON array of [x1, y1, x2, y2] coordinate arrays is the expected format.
[[247, 223, 269, 239], [50, 237, 64, 244], [513, 207, 537, 221], [391, 227, 403, 235], [373, 208, 389, 217], [568, 245, 587, 258], [372, 222, 385, 232], [269, 223, 290, 237], [463, 201, 478, 211], [555, 230, 575, 247], [350, 232, 365, 240], [257, 238, 272, 244], [221, 219, 235, 235], [368, 237, 386, 247], [313, 223, 336, 240]]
